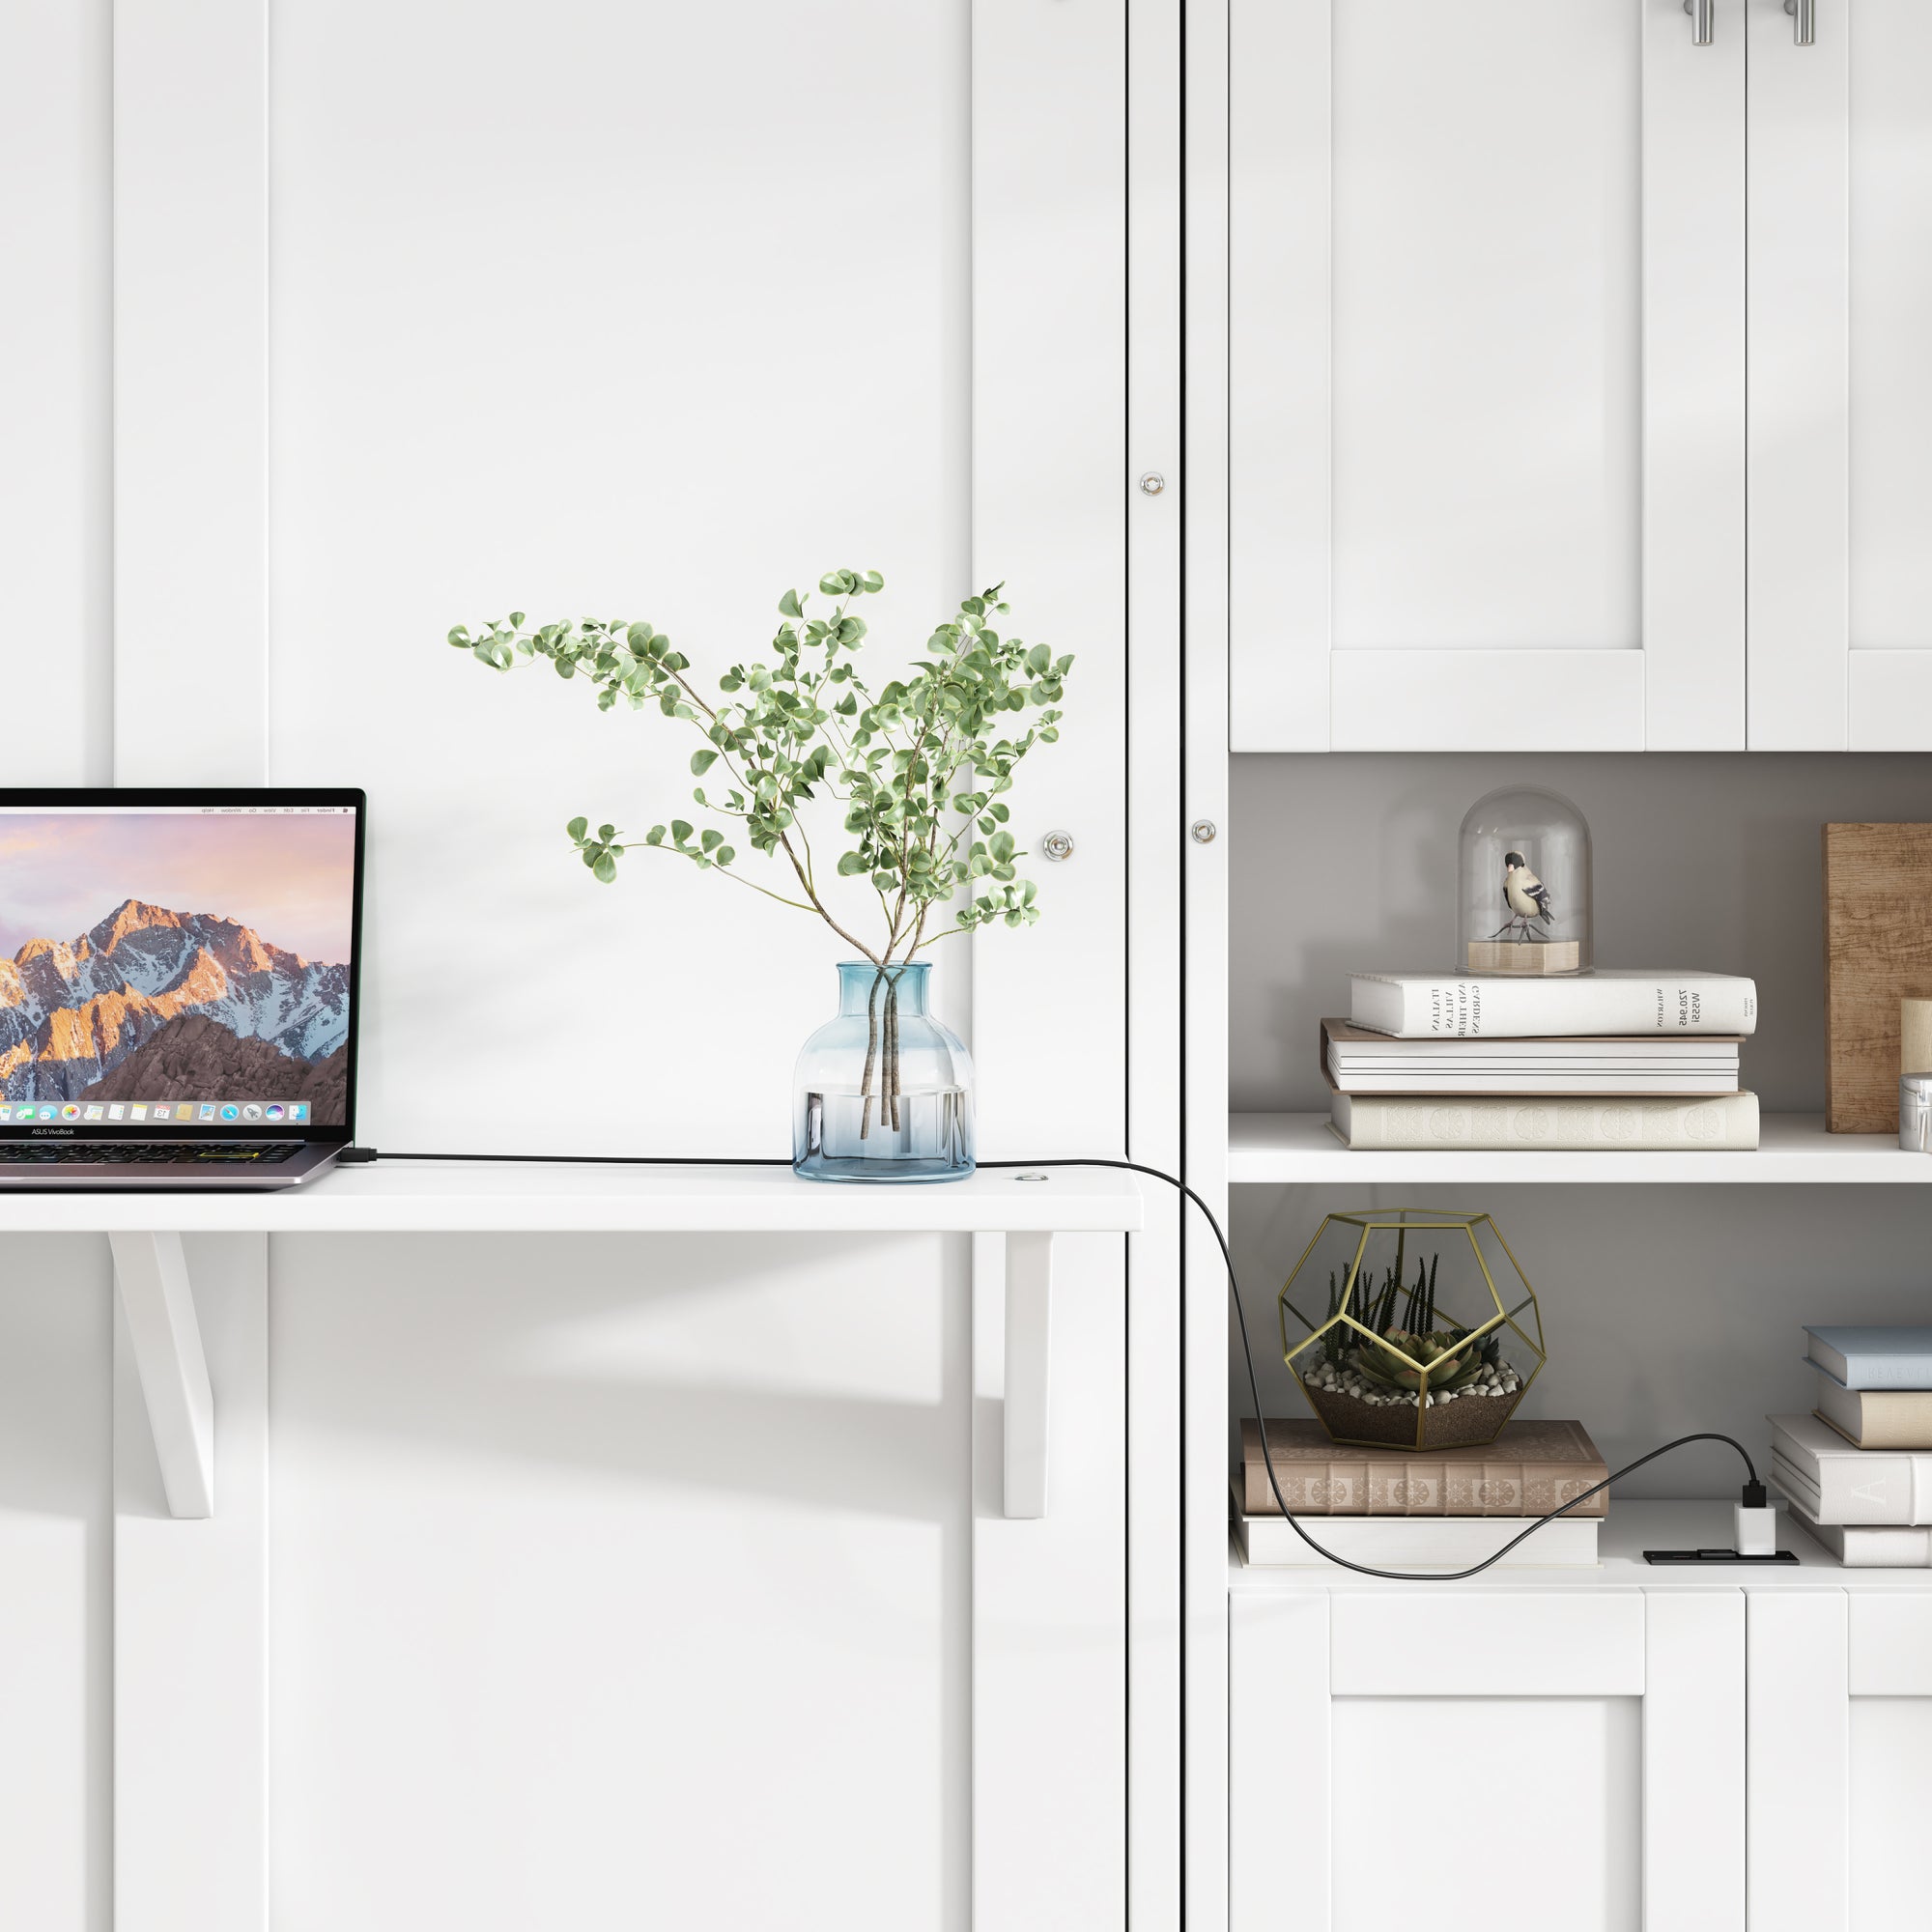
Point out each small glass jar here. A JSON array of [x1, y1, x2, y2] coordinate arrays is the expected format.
[[1900, 1073, 1932, 1152], [793, 960, 974, 1182], [1457, 784, 1593, 977]]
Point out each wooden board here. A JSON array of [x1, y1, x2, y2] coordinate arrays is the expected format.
[[1822, 824, 1932, 1131]]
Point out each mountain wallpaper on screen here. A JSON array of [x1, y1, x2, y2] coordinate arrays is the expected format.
[[0, 898, 349, 1112]]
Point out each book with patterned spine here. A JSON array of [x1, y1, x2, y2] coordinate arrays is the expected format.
[[1232, 1485, 1602, 1569], [1240, 1418, 1608, 1518]]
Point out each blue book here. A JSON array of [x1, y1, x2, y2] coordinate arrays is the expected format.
[[1804, 1326, 1932, 1391]]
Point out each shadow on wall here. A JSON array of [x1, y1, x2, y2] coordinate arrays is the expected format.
[[270, 1231, 972, 1522]]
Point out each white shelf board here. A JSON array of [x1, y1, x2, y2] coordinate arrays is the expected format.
[[1230, 1112, 1927, 1184], [1229, 1499, 1932, 1592], [0, 1159, 1146, 1236], [21, 1161, 1142, 1524]]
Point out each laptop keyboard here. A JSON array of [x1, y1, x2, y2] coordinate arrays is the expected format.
[[0, 1142, 303, 1166]]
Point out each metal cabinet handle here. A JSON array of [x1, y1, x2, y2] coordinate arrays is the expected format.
[[1784, 0, 1815, 44], [1683, 0, 1714, 46]]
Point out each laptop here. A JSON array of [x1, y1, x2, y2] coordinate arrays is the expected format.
[[0, 788, 365, 1188]]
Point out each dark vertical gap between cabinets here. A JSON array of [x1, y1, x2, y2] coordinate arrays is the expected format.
[[1121, 11, 1135, 1920], [1174, 3, 1196, 1920]]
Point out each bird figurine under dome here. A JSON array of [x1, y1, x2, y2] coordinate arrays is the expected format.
[[1457, 785, 1592, 976], [1492, 849, 1554, 946]]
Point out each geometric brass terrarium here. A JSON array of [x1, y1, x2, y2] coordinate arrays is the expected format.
[[1278, 1208, 1547, 1452]]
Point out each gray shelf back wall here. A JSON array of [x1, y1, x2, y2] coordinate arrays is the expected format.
[[1231, 752, 1932, 1116]]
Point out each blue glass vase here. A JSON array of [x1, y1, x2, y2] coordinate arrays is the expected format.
[[793, 960, 975, 1182]]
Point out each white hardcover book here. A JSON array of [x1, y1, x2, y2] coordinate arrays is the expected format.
[[1328, 1065, 1740, 1098], [1321, 1020, 1742, 1065], [1783, 1491, 1932, 1567], [1328, 1089, 1760, 1151], [1769, 1413, 1932, 1523], [1349, 970, 1759, 1039], [1232, 1491, 1601, 1569]]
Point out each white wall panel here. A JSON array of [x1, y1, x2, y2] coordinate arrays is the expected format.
[[114, 0, 269, 783], [270, 1232, 972, 1932], [0, 1240, 113, 1932], [18, 5, 1144, 1929], [0, 0, 112, 784], [971, 0, 1128, 1160], [267, 0, 976, 1156], [972, 1235, 1126, 1932], [115, 1236, 269, 1932]]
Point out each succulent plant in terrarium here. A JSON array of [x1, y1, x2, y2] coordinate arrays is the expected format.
[[1321, 1251, 1507, 1393], [1283, 1208, 1547, 1451]]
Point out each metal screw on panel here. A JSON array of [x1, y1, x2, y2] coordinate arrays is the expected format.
[[1139, 471, 1166, 497], [1191, 819, 1217, 844], [1041, 830, 1075, 863]]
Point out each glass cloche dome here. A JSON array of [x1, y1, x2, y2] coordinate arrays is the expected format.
[[1458, 785, 1592, 976]]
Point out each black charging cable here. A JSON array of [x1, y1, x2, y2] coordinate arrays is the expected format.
[[349, 1146, 1766, 1581]]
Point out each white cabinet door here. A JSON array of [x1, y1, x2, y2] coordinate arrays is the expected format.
[[1747, 0, 1932, 749], [1229, 0, 1746, 752], [1748, 1591, 1932, 1932], [1230, 1589, 1747, 1932]]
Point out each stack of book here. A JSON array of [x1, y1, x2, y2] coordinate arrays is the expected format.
[[1232, 1417, 1608, 1569], [1327, 969, 1760, 1151], [1771, 1326, 1932, 1566]]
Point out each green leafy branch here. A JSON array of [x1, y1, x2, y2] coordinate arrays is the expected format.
[[447, 571, 1071, 971]]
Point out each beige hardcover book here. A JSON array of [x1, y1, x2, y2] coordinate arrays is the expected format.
[[1814, 1372, 1932, 1451], [1240, 1418, 1609, 1518], [1327, 1078, 1759, 1151]]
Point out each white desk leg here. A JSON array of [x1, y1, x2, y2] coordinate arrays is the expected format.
[[1003, 1232, 1053, 1520], [110, 1231, 214, 1519]]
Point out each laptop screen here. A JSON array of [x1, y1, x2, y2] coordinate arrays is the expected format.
[[0, 794, 362, 1137]]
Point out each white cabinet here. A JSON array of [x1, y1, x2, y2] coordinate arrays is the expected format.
[[1230, 0, 1932, 753], [1229, 0, 1745, 753], [1746, 0, 1932, 749], [1231, 1572, 1932, 1932], [1230, 1586, 1745, 1932]]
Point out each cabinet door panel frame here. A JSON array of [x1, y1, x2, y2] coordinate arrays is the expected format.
[[1230, 1587, 1746, 1931], [1746, 0, 1851, 749], [1228, 0, 1745, 754]]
